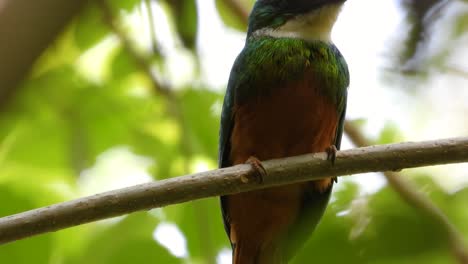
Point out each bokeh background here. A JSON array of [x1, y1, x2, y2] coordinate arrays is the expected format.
[[0, 0, 468, 263]]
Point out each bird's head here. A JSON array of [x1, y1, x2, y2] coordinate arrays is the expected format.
[[247, 0, 347, 42]]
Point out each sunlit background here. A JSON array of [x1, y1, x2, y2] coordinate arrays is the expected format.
[[0, 0, 467, 263]]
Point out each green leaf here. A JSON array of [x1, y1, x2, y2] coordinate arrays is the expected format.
[[110, 47, 138, 81], [454, 13, 468, 37], [163, 0, 199, 49], [165, 198, 229, 262], [74, 4, 110, 51], [179, 88, 222, 159], [378, 122, 404, 144], [117, 0, 143, 12], [215, 0, 253, 31], [74, 0, 142, 51], [447, 187, 468, 235], [0, 66, 87, 180], [68, 212, 181, 264]]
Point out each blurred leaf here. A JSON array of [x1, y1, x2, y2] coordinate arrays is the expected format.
[[74, 4, 110, 51], [117, 0, 143, 12], [0, 66, 86, 180], [332, 181, 361, 210], [179, 88, 222, 159], [215, 0, 252, 31], [132, 115, 183, 180], [454, 13, 468, 36], [74, 0, 142, 51], [215, 0, 236, 29], [377, 122, 404, 144], [165, 198, 229, 262], [395, 0, 442, 67], [447, 187, 468, 235], [110, 47, 138, 81], [68, 212, 181, 264], [163, 0, 199, 49]]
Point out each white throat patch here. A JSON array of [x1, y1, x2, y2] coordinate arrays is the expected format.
[[253, 4, 343, 43]]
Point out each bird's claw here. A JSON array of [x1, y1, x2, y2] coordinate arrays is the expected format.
[[325, 145, 338, 183], [326, 145, 338, 165], [245, 156, 266, 184]]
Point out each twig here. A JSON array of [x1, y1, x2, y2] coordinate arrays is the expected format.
[[0, 137, 468, 244], [344, 122, 468, 264], [443, 65, 468, 80], [98, 0, 183, 125], [143, 0, 161, 54], [97, 0, 171, 97]]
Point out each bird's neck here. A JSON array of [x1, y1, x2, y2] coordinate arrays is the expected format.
[[250, 4, 343, 43]]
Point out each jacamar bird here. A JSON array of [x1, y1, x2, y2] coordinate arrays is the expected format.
[[218, 0, 349, 263]]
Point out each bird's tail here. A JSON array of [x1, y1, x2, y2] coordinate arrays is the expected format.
[[233, 242, 281, 264], [233, 242, 255, 264]]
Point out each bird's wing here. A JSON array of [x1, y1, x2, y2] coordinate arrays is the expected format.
[[219, 50, 246, 245], [333, 50, 349, 151], [333, 89, 347, 150]]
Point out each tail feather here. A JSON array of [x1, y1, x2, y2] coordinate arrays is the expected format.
[[233, 243, 257, 264], [233, 242, 281, 264]]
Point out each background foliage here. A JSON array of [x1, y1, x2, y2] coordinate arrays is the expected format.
[[0, 0, 467, 263]]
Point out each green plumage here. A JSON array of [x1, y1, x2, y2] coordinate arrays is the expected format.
[[231, 36, 348, 111]]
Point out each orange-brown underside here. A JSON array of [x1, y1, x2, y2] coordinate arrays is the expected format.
[[226, 79, 338, 260]]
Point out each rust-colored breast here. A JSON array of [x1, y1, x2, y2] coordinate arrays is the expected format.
[[230, 82, 338, 164], [226, 78, 339, 256]]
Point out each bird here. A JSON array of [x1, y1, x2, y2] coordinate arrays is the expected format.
[[218, 0, 349, 263]]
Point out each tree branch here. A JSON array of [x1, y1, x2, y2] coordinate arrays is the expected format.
[[344, 123, 468, 264], [0, 138, 467, 244]]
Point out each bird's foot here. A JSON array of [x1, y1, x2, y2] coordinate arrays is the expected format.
[[326, 145, 338, 165], [244, 156, 266, 184], [325, 145, 338, 183]]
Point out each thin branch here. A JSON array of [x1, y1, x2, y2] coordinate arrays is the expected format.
[[0, 138, 468, 244], [98, 0, 182, 126], [344, 122, 468, 264], [143, 0, 161, 54], [97, 0, 171, 97], [442, 65, 468, 80]]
